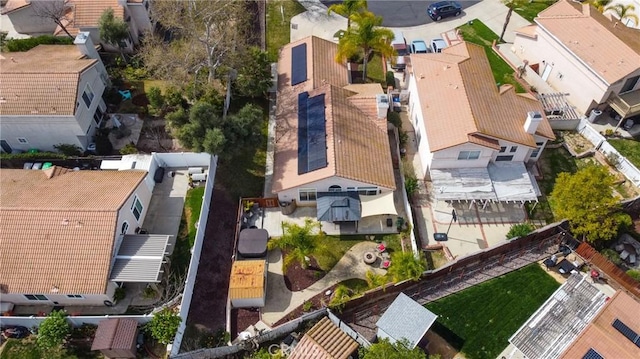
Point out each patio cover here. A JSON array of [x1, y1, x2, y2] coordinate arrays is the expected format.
[[317, 192, 361, 222], [110, 234, 170, 282], [431, 163, 539, 202], [360, 192, 398, 218], [237, 228, 268, 258]]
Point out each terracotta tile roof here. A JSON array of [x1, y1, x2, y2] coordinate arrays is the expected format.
[[535, 0, 640, 84], [229, 260, 265, 300], [559, 291, 640, 359], [409, 42, 554, 152], [514, 24, 537, 39], [273, 36, 395, 193], [0, 168, 146, 294], [91, 318, 138, 351], [289, 317, 359, 359], [55, 0, 125, 36], [0, 45, 97, 116]]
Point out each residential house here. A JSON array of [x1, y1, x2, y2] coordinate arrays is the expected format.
[[511, 0, 640, 119], [0, 166, 171, 306], [408, 41, 555, 205], [0, 32, 109, 153], [510, 273, 640, 359], [1, 0, 153, 50], [272, 36, 396, 224], [288, 317, 359, 359], [376, 292, 438, 349]]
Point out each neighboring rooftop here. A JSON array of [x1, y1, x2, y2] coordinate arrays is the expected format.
[[534, 0, 640, 84], [0, 167, 146, 294], [376, 292, 438, 349], [410, 42, 554, 152], [289, 317, 359, 359], [91, 318, 138, 352], [55, 0, 125, 37], [0, 45, 97, 116], [273, 40, 395, 193], [509, 273, 609, 359]]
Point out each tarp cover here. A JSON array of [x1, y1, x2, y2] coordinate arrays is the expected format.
[[360, 192, 398, 217], [238, 228, 268, 258], [317, 192, 361, 222]]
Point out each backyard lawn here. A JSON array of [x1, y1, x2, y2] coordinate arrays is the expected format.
[[425, 264, 560, 359], [366, 53, 385, 86], [315, 233, 402, 271], [266, 0, 306, 61], [608, 138, 640, 168], [513, 0, 556, 22], [170, 186, 205, 274], [457, 20, 526, 93]]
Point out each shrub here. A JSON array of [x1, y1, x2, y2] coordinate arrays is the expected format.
[[123, 65, 148, 81], [113, 287, 126, 302], [601, 248, 622, 265], [387, 111, 401, 129], [119, 143, 138, 155], [506, 223, 535, 240], [145, 308, 182, 345], [405, 176, 418, 196], [37, 310, 70, 350], [54, 143, 82, 156], [147, 86, 165, 110], [0, 152, 64, 160], [386, 71, 396, 88], [5, 35, 73, 52], [627, 269, 640, 282], [302, 301, 313, 312]]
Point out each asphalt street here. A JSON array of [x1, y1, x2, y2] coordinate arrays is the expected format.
[[322, 0, 483, 27]]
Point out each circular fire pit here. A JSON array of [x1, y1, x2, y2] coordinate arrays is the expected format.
[[363, 251, 377, 264]]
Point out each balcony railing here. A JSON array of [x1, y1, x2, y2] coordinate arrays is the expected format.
[[607, 89, 640, 118]]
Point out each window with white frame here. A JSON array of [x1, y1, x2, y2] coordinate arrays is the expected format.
[[457, 151, 480, 160], [131, 195, 143, 221], [328, 185, 342, 192], [121, 221, 129, 234], [510, 146, 518, 153], [82, 84, 94, 108], [416, 128, 422, 146], [299, 189, 317, 201], [66, 294, 83, 299], [24, 294, 48, 301], [496, 155, 514, 161], [17, 137, 28, 144], [93, 106, 104, 124], [499, 146, 506, 153], [530, 142, 544, 158], [357, 187, 379, 195]]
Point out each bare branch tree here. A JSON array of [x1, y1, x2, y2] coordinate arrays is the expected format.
[[30, 0, 74, 39]]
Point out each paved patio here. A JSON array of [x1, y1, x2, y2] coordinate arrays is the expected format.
[[589, 111, 640, 139]]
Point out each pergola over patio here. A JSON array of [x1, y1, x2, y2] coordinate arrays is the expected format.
[[109, 234, 171, 282], [536, 92, 581, 120]]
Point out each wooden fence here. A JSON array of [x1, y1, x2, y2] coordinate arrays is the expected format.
[[575, 242, 640, 298], [243, 197, 279, 208]]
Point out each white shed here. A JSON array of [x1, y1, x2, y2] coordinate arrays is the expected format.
[[376, 292, 438, 349], [229, 260, 266, 308]]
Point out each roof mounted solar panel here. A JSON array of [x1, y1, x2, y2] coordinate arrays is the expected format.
[[291, 43, 307, 86], [298, 92, 310, 174], [297, 92, 327, 174], [612, 318, 640, 344], [582, 348, 604, 359]]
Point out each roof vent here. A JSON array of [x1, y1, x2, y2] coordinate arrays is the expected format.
[[419, 73, 425, 79], [61, 219, 70, 226]]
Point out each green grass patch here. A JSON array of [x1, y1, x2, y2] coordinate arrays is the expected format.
[[457, 20, 526, 93], [0, 337, 98, 359], [266, 0, 306, 61], [170, 186, 205, 274], [366, 53, 385, 86], [513, 0, 556, 22], [143, 79, 170, 95], [315, 236, 362, 271], [425, 264, 559, 359], [608, 139, 640, 168], [340, 278, 370, 293]]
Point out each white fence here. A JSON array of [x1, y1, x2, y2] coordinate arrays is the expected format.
[[327, 309, 371, 348], [170, 154, 218, 356], [393, 127, 419, 257], [0, 314, 152, 328], [576, 119, 640, 187]]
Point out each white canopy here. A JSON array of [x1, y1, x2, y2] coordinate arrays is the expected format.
[[360, 192, 398, 218]]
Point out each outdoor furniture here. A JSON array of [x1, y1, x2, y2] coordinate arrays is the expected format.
[[377, 242, 387, 253], [381, 259, 391, 269], [543, 257, 557, 269], [558, 259, 576, 274], [615, 244, 625, 252], [119, 90, 132, 100], [629, 254, 636, 265], [620, 250, 630, 260], [363, 251, 377, 265]]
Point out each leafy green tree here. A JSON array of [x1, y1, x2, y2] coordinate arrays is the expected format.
[[202, 127, 226, 155], [506, 223, 535, 239], [499, 0, 529, 42], [224, 103, 263, 144], [166, 108, 189, 128], [267, 219, 326, 270], [329, 284, 353, 309], [360, 338, 427, 359], [336, 11, 394, 82], [627, 269, 640, 282], [176, 102, 222, 152], [98, 8, 129, 57], [233, 47, 273, 98], [328, 0, 368, 30], [37, 310, 70, 350], [605, 3, 639, 25], [146, 308, 182, 345], [147, 86, 165, 110], [388, 251, 426, 282], [54, 143, 82, 156], [589, 0, 612, 12], [550, 165, 631, 242], [601, 248, 622, 265]]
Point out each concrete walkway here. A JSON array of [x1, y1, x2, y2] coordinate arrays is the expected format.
[[261, 241, 386, 326]]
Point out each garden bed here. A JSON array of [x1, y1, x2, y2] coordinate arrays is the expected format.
[[282, 249, 326, 291]]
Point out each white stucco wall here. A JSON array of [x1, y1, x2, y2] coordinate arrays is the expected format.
[[5, 6, 57, 34], [112, 176, 153, 259], [277, 176, 393, 204], [407, 72, 432, 179], [127, 0, 153, 37], [1, 293, 113, 306]]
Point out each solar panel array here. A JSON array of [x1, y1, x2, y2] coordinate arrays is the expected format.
[[298, 92, 328, 174], [582, 348, 604, 359], [291, 43, 307, 86], [612, 318, 640, 347]]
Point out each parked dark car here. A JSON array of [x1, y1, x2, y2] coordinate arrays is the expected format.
[[427, 1, 462, 21], [2, 325, 31, 339]]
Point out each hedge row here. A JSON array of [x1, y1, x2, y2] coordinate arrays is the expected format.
[[5, 35, 74, 52]]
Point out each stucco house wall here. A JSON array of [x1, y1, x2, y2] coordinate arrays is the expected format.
[[4, 5, 57, 34], [277, 176, 393, 204]]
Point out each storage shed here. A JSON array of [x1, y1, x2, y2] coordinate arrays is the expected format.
[[229, 260, 266, 308], [237, 228, 268, 258], [91, 318, 139, 358], [376, 292, 437, 349]]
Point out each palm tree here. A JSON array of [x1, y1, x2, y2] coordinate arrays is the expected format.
[[589, 0, 612, 12], [327, 0, 368, 30], [387, 251, 426, 282], [336, 11, 395, 82], [365, 270, 388, 289], [499, 0, 528, 43], [605, 3, 639, 26], [267, 219, 325, 270]]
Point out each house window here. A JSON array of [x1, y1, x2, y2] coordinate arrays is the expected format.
[[458, 151, 481, 160], [299, 189, 317, 201], [17, 137, 28, 144], [621, 75, 639, 94], [530, 142, 544, 158], [416, 128, 422, 146], [328, 185, 342, 192], [145, 0, 149, 10], [496, 155, 514, 161], [66, 294, 83, 299], [510, 146, 518, 153], [131, 195, 143, 221], [499, 146, 507, 153], [121, 221, 129, 234], [346, 187, 356, 192], [358, 187, 379, 195], [93, 106, 104, 124], [24, 294, 48, 301], [82, 85, 94, 108]]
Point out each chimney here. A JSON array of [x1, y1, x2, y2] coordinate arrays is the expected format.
[[74, 32, 110, 85], [524, 111, 543, 134], [376, 94, 389, 119]]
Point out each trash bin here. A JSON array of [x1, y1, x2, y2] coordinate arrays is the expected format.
[[588, 109, 602, 123]]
